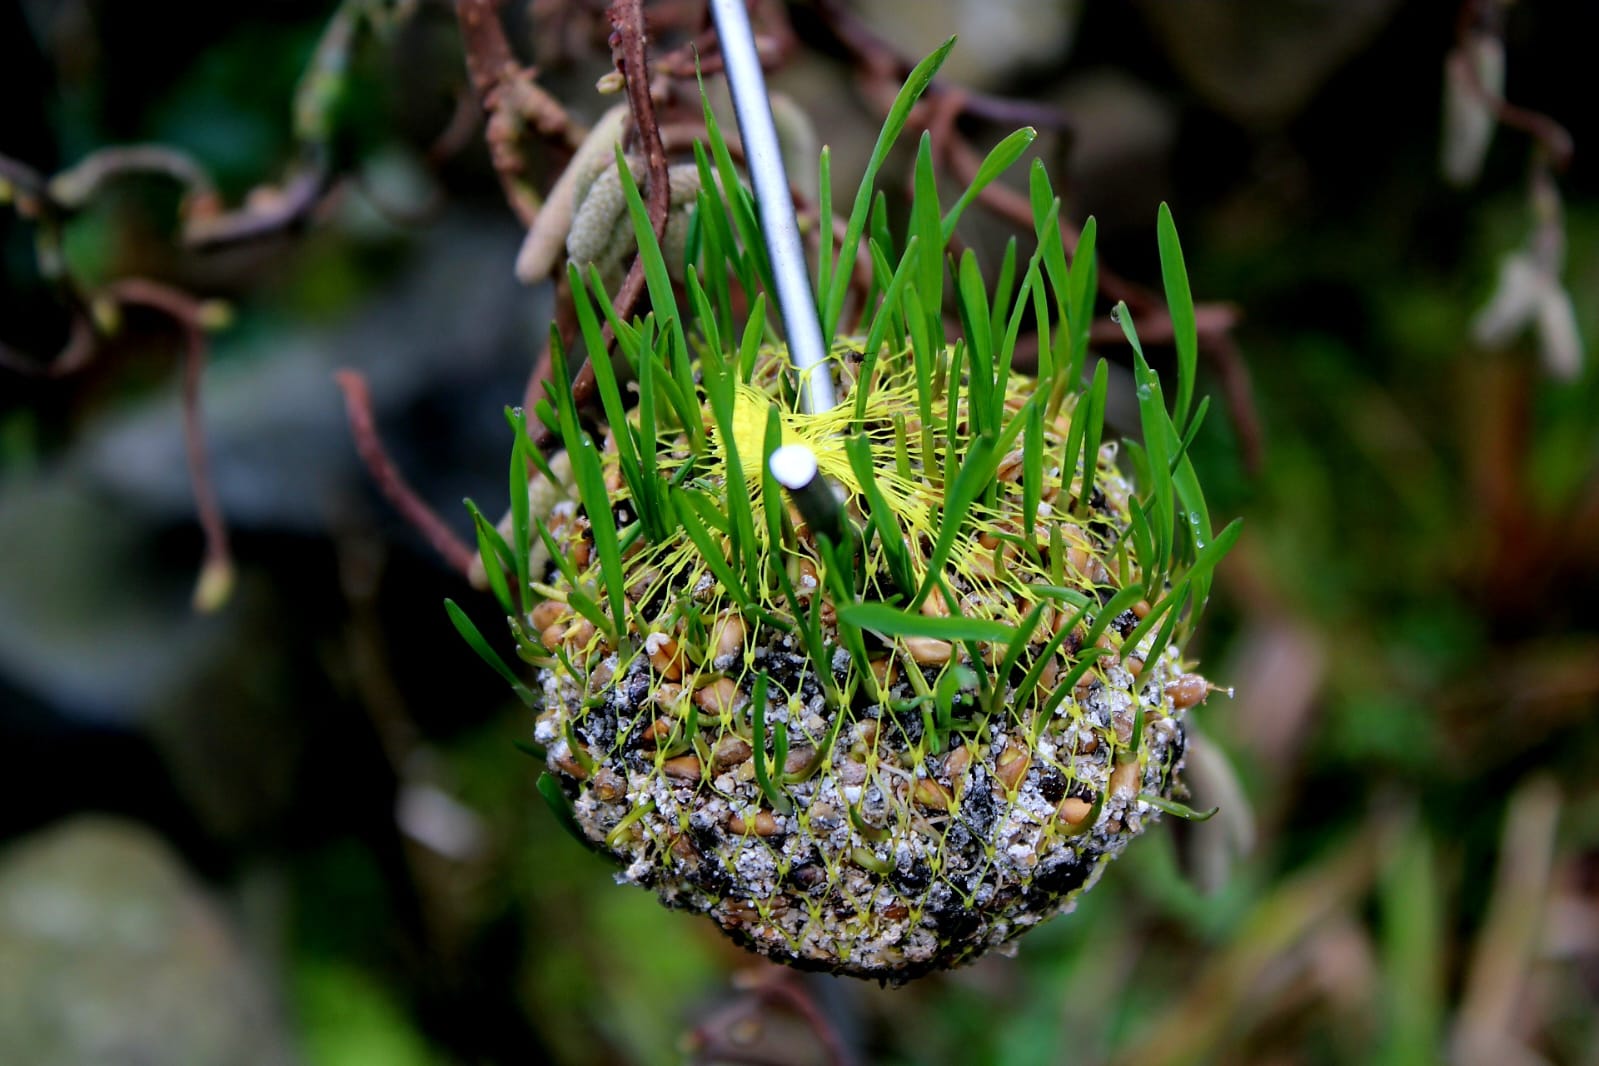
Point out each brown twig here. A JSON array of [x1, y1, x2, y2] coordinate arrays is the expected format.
[[814, 0, 1074, 136], [427, 83, 486, 166], [104, 279, 235, 611], [455, 0, 584, 227], [183, 159, 333, 249], [0, 314, 97, 378], [335, 369, 478, 578], [606, 0, 673, 328], [684, 969, 856, 1066], [45, 143, 220, 213], [1454, 0, 1574, 171], [526, 0, 672, 452]]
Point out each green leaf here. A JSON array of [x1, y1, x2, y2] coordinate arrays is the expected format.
[[846, 433, 916, 597], [816, 146, 833, 317], [1178, 516, 1242, 621], [1067, 215, 1098, 384], [1139, 794, 1219, 821], [1030, 161, 1070, 326], [913, 433, 1000, 611], [1066, 358, 1108, 516], [838, 601, 1015, 644], [1009, 599, 1092, 712], [504, 411, 537, 612], [994, 600, 1048, 689], [1157, 202, 1198, 434], [672, 486, 755, 611], [1032, 647, 1112, 743], [445, 599, 533, 706], [1082, 583, 1147, 651], [612, 144, 687, 363], [1022, 392, 1043, 556], [702, 315, 761, 590], [941, 127, 1037, 243], [989, 236, 1019, 346], [823, 37, 955, 344], [557, 396, 625, 637], [698, 90, 775, 300], [911, 132, 947, 356], [955, 250, 995, 436], [567, 267, 659, 543], [750, 671, 792, 813], [692, 142, 747, 335], [466, 501, 515, 617], [762, 405, 786, 552]]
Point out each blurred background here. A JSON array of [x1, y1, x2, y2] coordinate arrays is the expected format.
[[2, 1, 1596, 1063]]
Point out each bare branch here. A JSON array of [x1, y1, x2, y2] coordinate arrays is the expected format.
[[335, 369, 478, 578]]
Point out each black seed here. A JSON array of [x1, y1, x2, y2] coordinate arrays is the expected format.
[[894, 858, 932, 893], [787, 864, 827, 893], [1037, 767, 1068, 804], [1157, 725, 1188, 794], [929, 894, 982, 944], [1037, 853, 1090, 897], [960, 767, 998, 839]]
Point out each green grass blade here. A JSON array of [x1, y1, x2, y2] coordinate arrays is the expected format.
[[989, 236, 1019, 348], [567, 265, 655, 537], [1157, 202, 1198, 434], [550, 334, 626, 635], [446, 599, 534, 706], [912, 433, 1001, 611], [1071, 358, 1109, 515], [506, 413, 533, 613], [1031, 647, 1111, 744], [672, 486, 755, 611], [466, 500, 515, 617], [955, 249, 995, 436], [823, 37, 955, 343], [613, 144, 687, 364], [845, 433, 916, 597], [1022, 400, 1043, 557], [1081, 584, 1147, 651], [1030, 161, 1070, 322], [750, 670, 792, 813], [816, 146, 833, 316], [1067, 215, 1098, 383], [837, 602, 1016, 644], [698, 88, 775, 300], [941, 127, 1037, 243], [1009, 600, 1092, 712], [534, 518, 580, 589], [910, 132, 947, 352]]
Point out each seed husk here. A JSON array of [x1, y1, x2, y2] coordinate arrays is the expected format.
[[995, 742, 1031, 792], [913, 778, 953, 811], [695, 677, 742, 715], [648, 633, 684, 680], [1167, 673, 1212, 710], [713, 735, 753, 768], [904, 637, 953, 665], [1057, 796, 1094, 826], [530, 599, 568, 632], [728, 810, 781, 836], [662, 754, 703, 781]]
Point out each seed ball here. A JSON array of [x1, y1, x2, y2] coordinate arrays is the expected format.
[[529, 349, 1212, 982]]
